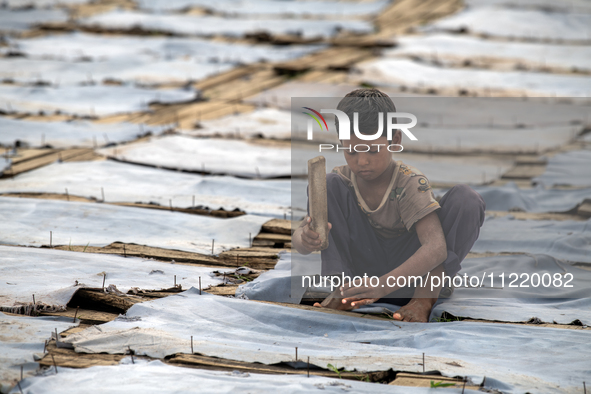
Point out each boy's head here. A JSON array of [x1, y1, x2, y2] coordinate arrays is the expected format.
[[336, 88, 401, 182], [335, 88, 400, 145]]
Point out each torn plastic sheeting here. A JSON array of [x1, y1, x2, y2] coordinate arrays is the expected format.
[[425, 6, 591, 42], [187, 108, 338, 143], [99, 135, 512, 184], [0, 57, 232, 87], [0, 313, 77, 394], [0, 118, 157, 149], [386, 33, 591, 73], [435, 182, 591, 213], [353, 58, 591, 97], [2, 32, 324, 62], [0, 160, 294, 217], [249, 83, 591, 128], [135, 0, 390, 18], [0, 196, 270, 255], [473, 215, 591, 263], [0, 85, 196, 117], [0, 8, 68, 32], [533, 150, 591, 187], [11, 361, 480, 394], [80, 10, 373, 39], [0, 245, 227, 314], [62, 288, 591, 393], [236, 252, 310, 303]]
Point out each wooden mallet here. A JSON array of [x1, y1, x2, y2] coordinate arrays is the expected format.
[[308, 156, 329, 250]]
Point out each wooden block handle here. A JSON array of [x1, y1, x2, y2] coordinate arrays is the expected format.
[[308, 156, 329, 250]]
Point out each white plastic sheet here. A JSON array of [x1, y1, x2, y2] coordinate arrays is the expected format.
[[465, 0, 591, 13], [0, 245, 227, 312], [11, 361, 479, 394], [405, 124, 579, 154], [100, 135, 512, 184], [187, 108, 338, 142], [0, 161, 293, 217], [0, 196, 269, 255], [62, 288, 591, 393], [0, 313, 77, 394], [134, 0, 390, 17], [0, 118, 155, 148], [0, 8, 68, 33], [474, 215, 591, 263], [442, 182, 591, 213], [80, 11, 373, 39], [353, 58, 591, 97], [386, 33, 591, 73], [3, 32, 323, 63], [432, 254, 591, 325], [99, 135, 297, 178], [250, 83, 591, 128], [2, 0, 89, 8], [239, 253, 591, 324], [426, 6, 591, 42], [533, 150, 591, 187], [0, 85, 196, 116], [134, 0, 390, 18], [0, 57, 232, 86]]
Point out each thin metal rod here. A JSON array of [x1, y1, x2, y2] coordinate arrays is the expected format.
[[295, 347, 298, 361], [51, 354, 58, 374], [102, 273, 106, 290], [73, 306, 79, 323], [307, 357, 310, 377], [191, 336, 194, 354], [422, 353, 425, 373]]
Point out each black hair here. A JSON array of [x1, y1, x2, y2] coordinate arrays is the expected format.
[[335, 88, 397, 143]]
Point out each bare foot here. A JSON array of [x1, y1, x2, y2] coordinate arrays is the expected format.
[[392, 299, 435, 322]]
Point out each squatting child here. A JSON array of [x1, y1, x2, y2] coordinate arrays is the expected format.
[[293, 88, 486, 322]]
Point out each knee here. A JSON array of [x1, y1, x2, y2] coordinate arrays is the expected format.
[[445, 184, 486, 223]]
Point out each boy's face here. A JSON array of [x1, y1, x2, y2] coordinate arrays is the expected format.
[[341, 131, 401, 182]]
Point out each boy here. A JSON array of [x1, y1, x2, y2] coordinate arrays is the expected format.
[[293, 88, 485, 322]]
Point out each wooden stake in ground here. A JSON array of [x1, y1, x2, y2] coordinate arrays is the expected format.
[[307, 156, 329, 250]]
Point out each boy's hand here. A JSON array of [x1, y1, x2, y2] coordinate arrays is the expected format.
[[313, 289, 356, 310], [340, 282, 389, 304], [299, 216, 332, 253]]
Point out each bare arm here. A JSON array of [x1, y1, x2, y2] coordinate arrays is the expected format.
[[341, 211, 447, 303]]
